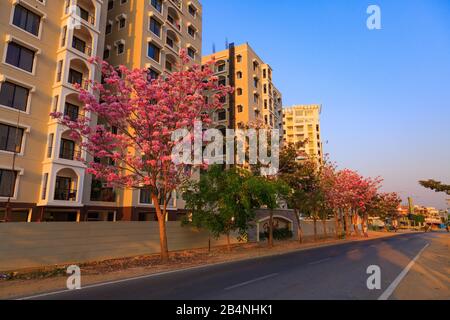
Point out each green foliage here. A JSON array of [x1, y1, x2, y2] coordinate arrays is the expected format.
[[259, 227, 293, 241], [419, 179, 450, 195], [410, 214, 425, 224], [182, 165, 256, 240]]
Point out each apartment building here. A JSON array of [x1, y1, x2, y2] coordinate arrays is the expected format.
[[201, 43, 283, 134], [283, 104, 324, 164], [0, 0, 119, 223], [101, 0, 202, 221]]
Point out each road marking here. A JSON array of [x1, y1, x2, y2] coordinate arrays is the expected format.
[[224, 273, 279, 291], [347, 249, 359, 254], [378, 243, 430, 300], [309, 258, 332, 265]]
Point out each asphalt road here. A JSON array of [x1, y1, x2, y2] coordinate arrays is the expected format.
[[24, 232, 449, 300]]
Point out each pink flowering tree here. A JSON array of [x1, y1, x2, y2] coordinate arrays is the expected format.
[[51, 52, 231, 261]]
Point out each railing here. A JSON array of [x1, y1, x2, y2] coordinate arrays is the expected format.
[[54, 188, 77, 201], [69, 78, 90, 90], [64, 6, 96, 26], [72, 41, 92, 56], [167, 16, 181, 31], [90, 188, 116, 202], [59, 147, 81, 161], [166, 39, 180, 54], [170, 0, 182, 10]]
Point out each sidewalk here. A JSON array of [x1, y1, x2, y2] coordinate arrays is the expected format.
[[0, 230, 419, 299]]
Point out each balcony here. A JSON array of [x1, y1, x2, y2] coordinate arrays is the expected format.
[[166, 31, 180, 54], [59, 131, 82, 161], [54, 188, 78, 201], [65, 0, 96, 27], [68, 59, 90, 90], [167, 7, 181, 32], [54, 169, 79, 202], [72, 26, 93, 56], [90, 182, 116, 202]]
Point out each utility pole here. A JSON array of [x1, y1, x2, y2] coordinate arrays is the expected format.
[[4, 110, 21, 223]]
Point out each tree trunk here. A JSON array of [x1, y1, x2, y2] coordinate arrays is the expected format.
[[344, 208, 351, 237], [352, 210, 360, 237], [322, 217, 328, 239], [334, 209, 340, 239], [152, 194, 169, 262], [226, 232, 231, 251], [268, 209, 274, 248], [362, 213, 369, 238], [313, 214, 318, 242], [294, 209, 303, 243]]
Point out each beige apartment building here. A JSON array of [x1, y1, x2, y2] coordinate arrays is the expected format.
[[283, 104, 324, 164], [0, 0, 202, 222], [202, 43, 283, 134], [103, 0, 202, 221]]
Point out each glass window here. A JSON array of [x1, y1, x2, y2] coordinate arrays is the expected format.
[[0, 82, 29, 111], [13, 5, 41, 36], [6, 42, 35, 72], [148, 43, 160, 62], [150, 17, 161, 37], [151, 0, 162, 13], [0, 169, 17, 197], [0, 123, 24, 153]]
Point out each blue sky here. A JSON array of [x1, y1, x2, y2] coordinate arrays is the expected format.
[[201, 0, 450, 209]]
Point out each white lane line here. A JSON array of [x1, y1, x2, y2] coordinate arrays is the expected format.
[[378, 243, 430, 300], [224, 273, 279, 291], [309, 258, 332, 265]]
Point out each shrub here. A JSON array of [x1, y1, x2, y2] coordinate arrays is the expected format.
[[259, 227, 293, 241]]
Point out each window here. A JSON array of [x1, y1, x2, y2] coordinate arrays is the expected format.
[[61, 26, 67, 47], [237, 88, 243, 96], [150, 17, 161, 37], [72, 36, 86, 54], [0, 81, 29, 111], [218, 111, 226, 121], [188, 4, 197, 17], [41, 173, 48, 200], [68, 69, 83, 86], [103, 48, 110, 59], [117, 42, 125, 55], [77, 6, 89, 22], [151, 0, 162, 13], [236, 71, 242, 79], [147, 42, 160, 62], [147, 68, 159, 81], [237, 105, 243, 113], [64, 103, 80, 121], [5, 42, 35, 73], [47, 133, 54, 158], [236, 55, 242, 63], [263, 69, 267, 78], [0, 169, 17, 197], [254, 94, 259, 104], [187, 47, 196, 59], [0, 123, 24, 153], [217, 63, 225, 72], [108, 0, 114, 10], [118, 16, 126, 29], [13, 4, 41, 36], [59, 138, 75, 160], [140, 189, 152, 204], [120, 0, 127, 4], [188, 25, 196, 38], [254, 77, 259, 88], [106, 22, 112, 34], [56, 60, 63, 82]]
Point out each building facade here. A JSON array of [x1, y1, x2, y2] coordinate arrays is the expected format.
[[202, 43, 283, 133], [282, 104, 324, 164], [0, 0, 108, 222], [0, 0, 202, 222]]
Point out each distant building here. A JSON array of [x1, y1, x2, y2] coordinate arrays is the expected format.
[[282, 105, 324, 164]]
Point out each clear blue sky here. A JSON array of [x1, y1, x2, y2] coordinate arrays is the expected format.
[[201, 0, 450, 209]]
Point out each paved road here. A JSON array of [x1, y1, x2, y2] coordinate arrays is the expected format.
[[25, 232, 449, 300]]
